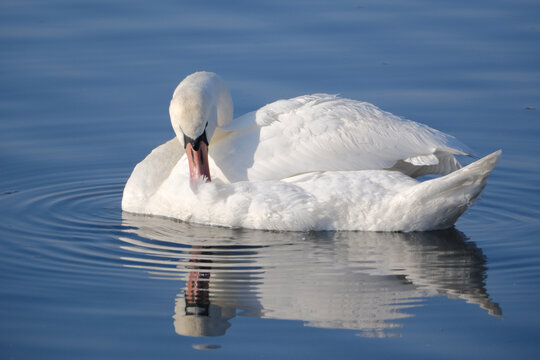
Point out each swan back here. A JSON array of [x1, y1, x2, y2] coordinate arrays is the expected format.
[[211, 94, 471, 182]]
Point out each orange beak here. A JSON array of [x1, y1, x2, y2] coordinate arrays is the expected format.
[[186, 141, 211, 184]]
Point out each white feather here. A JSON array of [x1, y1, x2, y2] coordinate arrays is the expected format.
[[210, 94, 471, 182], [123, 138, 500, 231], [122, 72, 499, 232]]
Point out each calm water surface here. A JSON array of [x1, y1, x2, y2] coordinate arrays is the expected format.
[[1, 0, 539, 359]]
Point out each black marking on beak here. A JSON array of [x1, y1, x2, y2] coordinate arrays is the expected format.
[[183, 123, 209, 151], [183, 130, 209, 151]]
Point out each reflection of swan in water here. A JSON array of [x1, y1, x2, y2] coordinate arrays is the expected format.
[[172, 247, 237, 337], [120, 214, 501, 338]]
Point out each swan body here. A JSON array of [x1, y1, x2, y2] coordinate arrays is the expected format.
[[122, 72, 500, 231]]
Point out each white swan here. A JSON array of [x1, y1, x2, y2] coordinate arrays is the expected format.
[[122, 71, 500, 231]]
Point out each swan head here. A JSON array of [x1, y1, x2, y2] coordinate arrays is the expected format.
[[169, 72, 233, 184]]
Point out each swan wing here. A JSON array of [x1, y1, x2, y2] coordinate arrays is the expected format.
[[211, 94, 471, 182]]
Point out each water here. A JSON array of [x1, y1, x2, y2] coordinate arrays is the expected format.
[[1, 0, 539, 358]]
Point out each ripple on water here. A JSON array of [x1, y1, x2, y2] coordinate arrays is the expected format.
[[0, 169, 131, 285]]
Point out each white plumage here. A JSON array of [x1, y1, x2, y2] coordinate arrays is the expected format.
[[213, 94, 470, 182], [122, 72, 500, 231]]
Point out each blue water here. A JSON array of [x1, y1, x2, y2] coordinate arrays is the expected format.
[[1, 0, 539, 359]]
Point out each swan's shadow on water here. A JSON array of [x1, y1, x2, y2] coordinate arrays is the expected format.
[[120, 213, 501, 338]]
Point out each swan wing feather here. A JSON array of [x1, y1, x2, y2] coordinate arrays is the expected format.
[[212, 94, 471, 182]]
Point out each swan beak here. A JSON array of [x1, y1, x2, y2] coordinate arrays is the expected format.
[[185, 139, 211, 184]]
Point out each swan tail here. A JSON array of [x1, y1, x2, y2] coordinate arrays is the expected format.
[[395, 150, 501, 231]]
